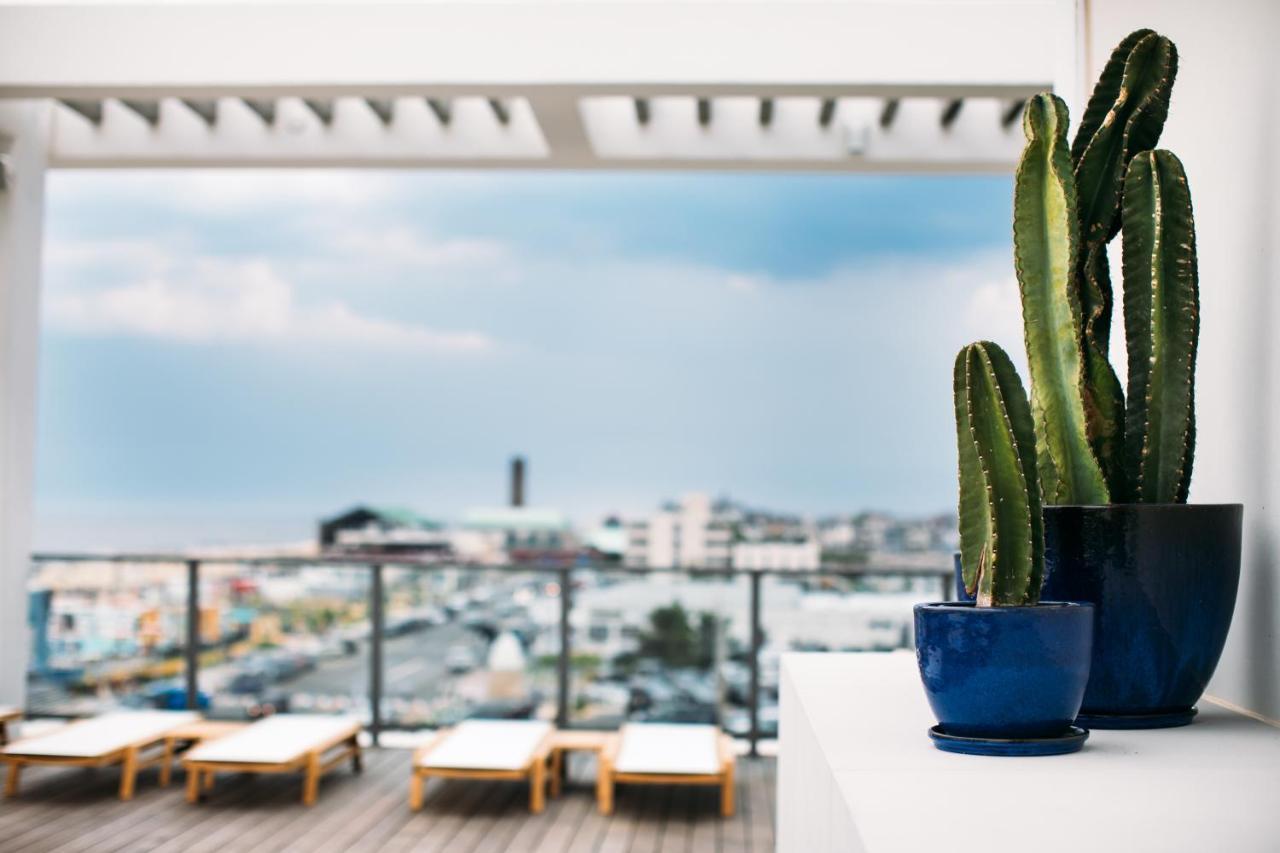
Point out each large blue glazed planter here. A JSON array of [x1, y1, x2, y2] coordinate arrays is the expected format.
[[1041, 504, 1243, 728], [914, 602, 1094, 741]]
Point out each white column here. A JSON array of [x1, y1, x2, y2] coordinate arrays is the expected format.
[[0, 101, 48, 709]]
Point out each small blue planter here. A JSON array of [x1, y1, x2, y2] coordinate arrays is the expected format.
[[914, 602, 1094, 748], [1042, 504, 1242, 728]]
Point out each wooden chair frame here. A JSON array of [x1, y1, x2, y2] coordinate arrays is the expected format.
[[597, 731, 736, 817], [2, 729, 178, 801], [409, 726, 555, 814], [182, 725, 361, 807]]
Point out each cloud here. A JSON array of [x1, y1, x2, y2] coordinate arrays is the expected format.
[[325, 226, 509, 270], [45, 258, 494, 354]]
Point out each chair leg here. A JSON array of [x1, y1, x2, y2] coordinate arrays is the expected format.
[[119, 747, 140, 801], [302, 752, 321, 806], [350, 737, 363, 774], [203, 769, 215, 792], [185, 765, 201, 803], [409, 772, 424, 811], [548, 750, 562, 799], [597, 770, 613, 816], [720, 767, 735, 817], [159, 739, 174, 787], [4, 762, 21, 798], [530, 759, 545, 814]]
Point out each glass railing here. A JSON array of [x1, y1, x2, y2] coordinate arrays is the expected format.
[[26, 553, 952, 753]]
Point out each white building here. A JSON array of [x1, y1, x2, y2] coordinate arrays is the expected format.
[[625, 493, 732, 570], [732, 540, 821, 572]]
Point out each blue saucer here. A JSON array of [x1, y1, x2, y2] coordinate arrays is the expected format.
[[1075, 707, 1197, 730], [928, 725, 1088, 756]]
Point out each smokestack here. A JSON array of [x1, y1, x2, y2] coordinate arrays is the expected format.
[[510, 456, 525, 507]]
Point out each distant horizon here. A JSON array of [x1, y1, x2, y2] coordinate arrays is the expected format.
[[36, 169, 1018, 552]]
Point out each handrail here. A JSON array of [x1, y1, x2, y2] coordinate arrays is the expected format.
[[28, 551, 953, 755]]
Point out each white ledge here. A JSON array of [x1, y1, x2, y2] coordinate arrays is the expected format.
[[777, 652, 1280, 853]]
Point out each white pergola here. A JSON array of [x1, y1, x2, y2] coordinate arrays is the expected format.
[[0, 0, 1276, 725]]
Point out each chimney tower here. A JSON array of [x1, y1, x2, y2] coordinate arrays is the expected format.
[[510, 456, 526, 507]]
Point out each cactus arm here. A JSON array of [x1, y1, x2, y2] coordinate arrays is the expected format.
[[954, 342, 1042, 607], [1122, 150, 1199, 503], [954, 350, 989, 598], [1070, 31, 1177, 499], [1013, 93, 1110, 506]]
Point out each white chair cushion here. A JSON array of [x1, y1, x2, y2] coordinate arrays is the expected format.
[[417, 720, 552, 771], [2, 710, 198, 758], [185, 715, 359, 765], [613, 723, 722, 776]]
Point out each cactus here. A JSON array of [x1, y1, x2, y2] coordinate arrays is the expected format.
[[1013, 93, 1110, 506], [954, 342, 1043, 607], [1070, 30, 1178, 499], [1122, 150, 1199, 503]]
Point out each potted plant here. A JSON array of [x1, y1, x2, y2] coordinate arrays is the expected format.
[[1011, 31, 1242, 728], [915, 341, 1094, 756]]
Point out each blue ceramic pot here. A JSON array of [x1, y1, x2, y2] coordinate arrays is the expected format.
[[1042, 504, 1242, 727], [914, 602, 1094, 739]]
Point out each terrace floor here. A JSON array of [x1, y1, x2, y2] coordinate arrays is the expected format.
[[0, 747, 776, 852]]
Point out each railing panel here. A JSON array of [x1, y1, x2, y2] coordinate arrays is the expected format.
[[26, 559, 191, 716], [192, 562, 372, 723]]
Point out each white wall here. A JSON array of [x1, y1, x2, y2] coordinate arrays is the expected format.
[[1088, 0, 1280, 720], [0, 101, 47, 708]]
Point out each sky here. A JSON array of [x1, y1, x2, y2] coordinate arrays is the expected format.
[[35, 169, 1024, 550]]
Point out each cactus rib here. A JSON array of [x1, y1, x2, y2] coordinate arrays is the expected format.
[[1013, 93, 1110, 506], [1122, 150, 1199, 503], [1070, 31, 1178, 499], [954, 342, 1043, 607]]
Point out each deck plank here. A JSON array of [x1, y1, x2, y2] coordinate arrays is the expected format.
[[0, 746, 774, 852]]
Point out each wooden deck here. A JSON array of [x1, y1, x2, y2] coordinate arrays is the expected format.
[[0, 746, 775, 852]]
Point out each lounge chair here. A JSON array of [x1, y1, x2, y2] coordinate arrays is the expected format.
[[1, 709, 199, 800], [0, 707, 19, 746], [598, 723, 735, 816], [410, 719, 554, 814], [182, 714, 361, 806]]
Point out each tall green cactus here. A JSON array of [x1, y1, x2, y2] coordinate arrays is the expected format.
[[1122, 150, 1199, 503], [954, 341, 1043, 607], [1070, 30, 1178, 499], [1013, 93, 1110, 506]]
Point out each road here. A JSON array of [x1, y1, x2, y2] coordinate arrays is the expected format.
[[285, 621, 485, 701]]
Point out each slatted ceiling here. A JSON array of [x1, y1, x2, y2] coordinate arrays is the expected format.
[[697, 97, 712, 126], [1002, 98, 1025, 127], [302, 98, 333, 125], [180, 98, 218, 125], [487, 97, 510, 125], [364, 97, 394, 124], [818, 97, 837, 127], [879, 97, 900, 128], [758, 97, 774, 127], [634, 96, 651, 126], [940, 97, 964, 128], [118, 98, 160, 125], [426, 97, 452, 126], [59, 99, 103, 124], [242, 98, 276, 124]]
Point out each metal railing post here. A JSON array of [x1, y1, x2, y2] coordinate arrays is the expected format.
[[185, 560, 200, 711], [557, 567, 572, 728], [369, 564, 384, 746], [749, 571, 762, 758]]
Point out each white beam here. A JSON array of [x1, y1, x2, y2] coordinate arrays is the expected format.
[[0, 2, 1058, 98], [0, 100, 47, 710]]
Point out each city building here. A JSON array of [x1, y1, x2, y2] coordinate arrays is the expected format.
[[318, 505, 450, 556], [625, 493, 733, 569]]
